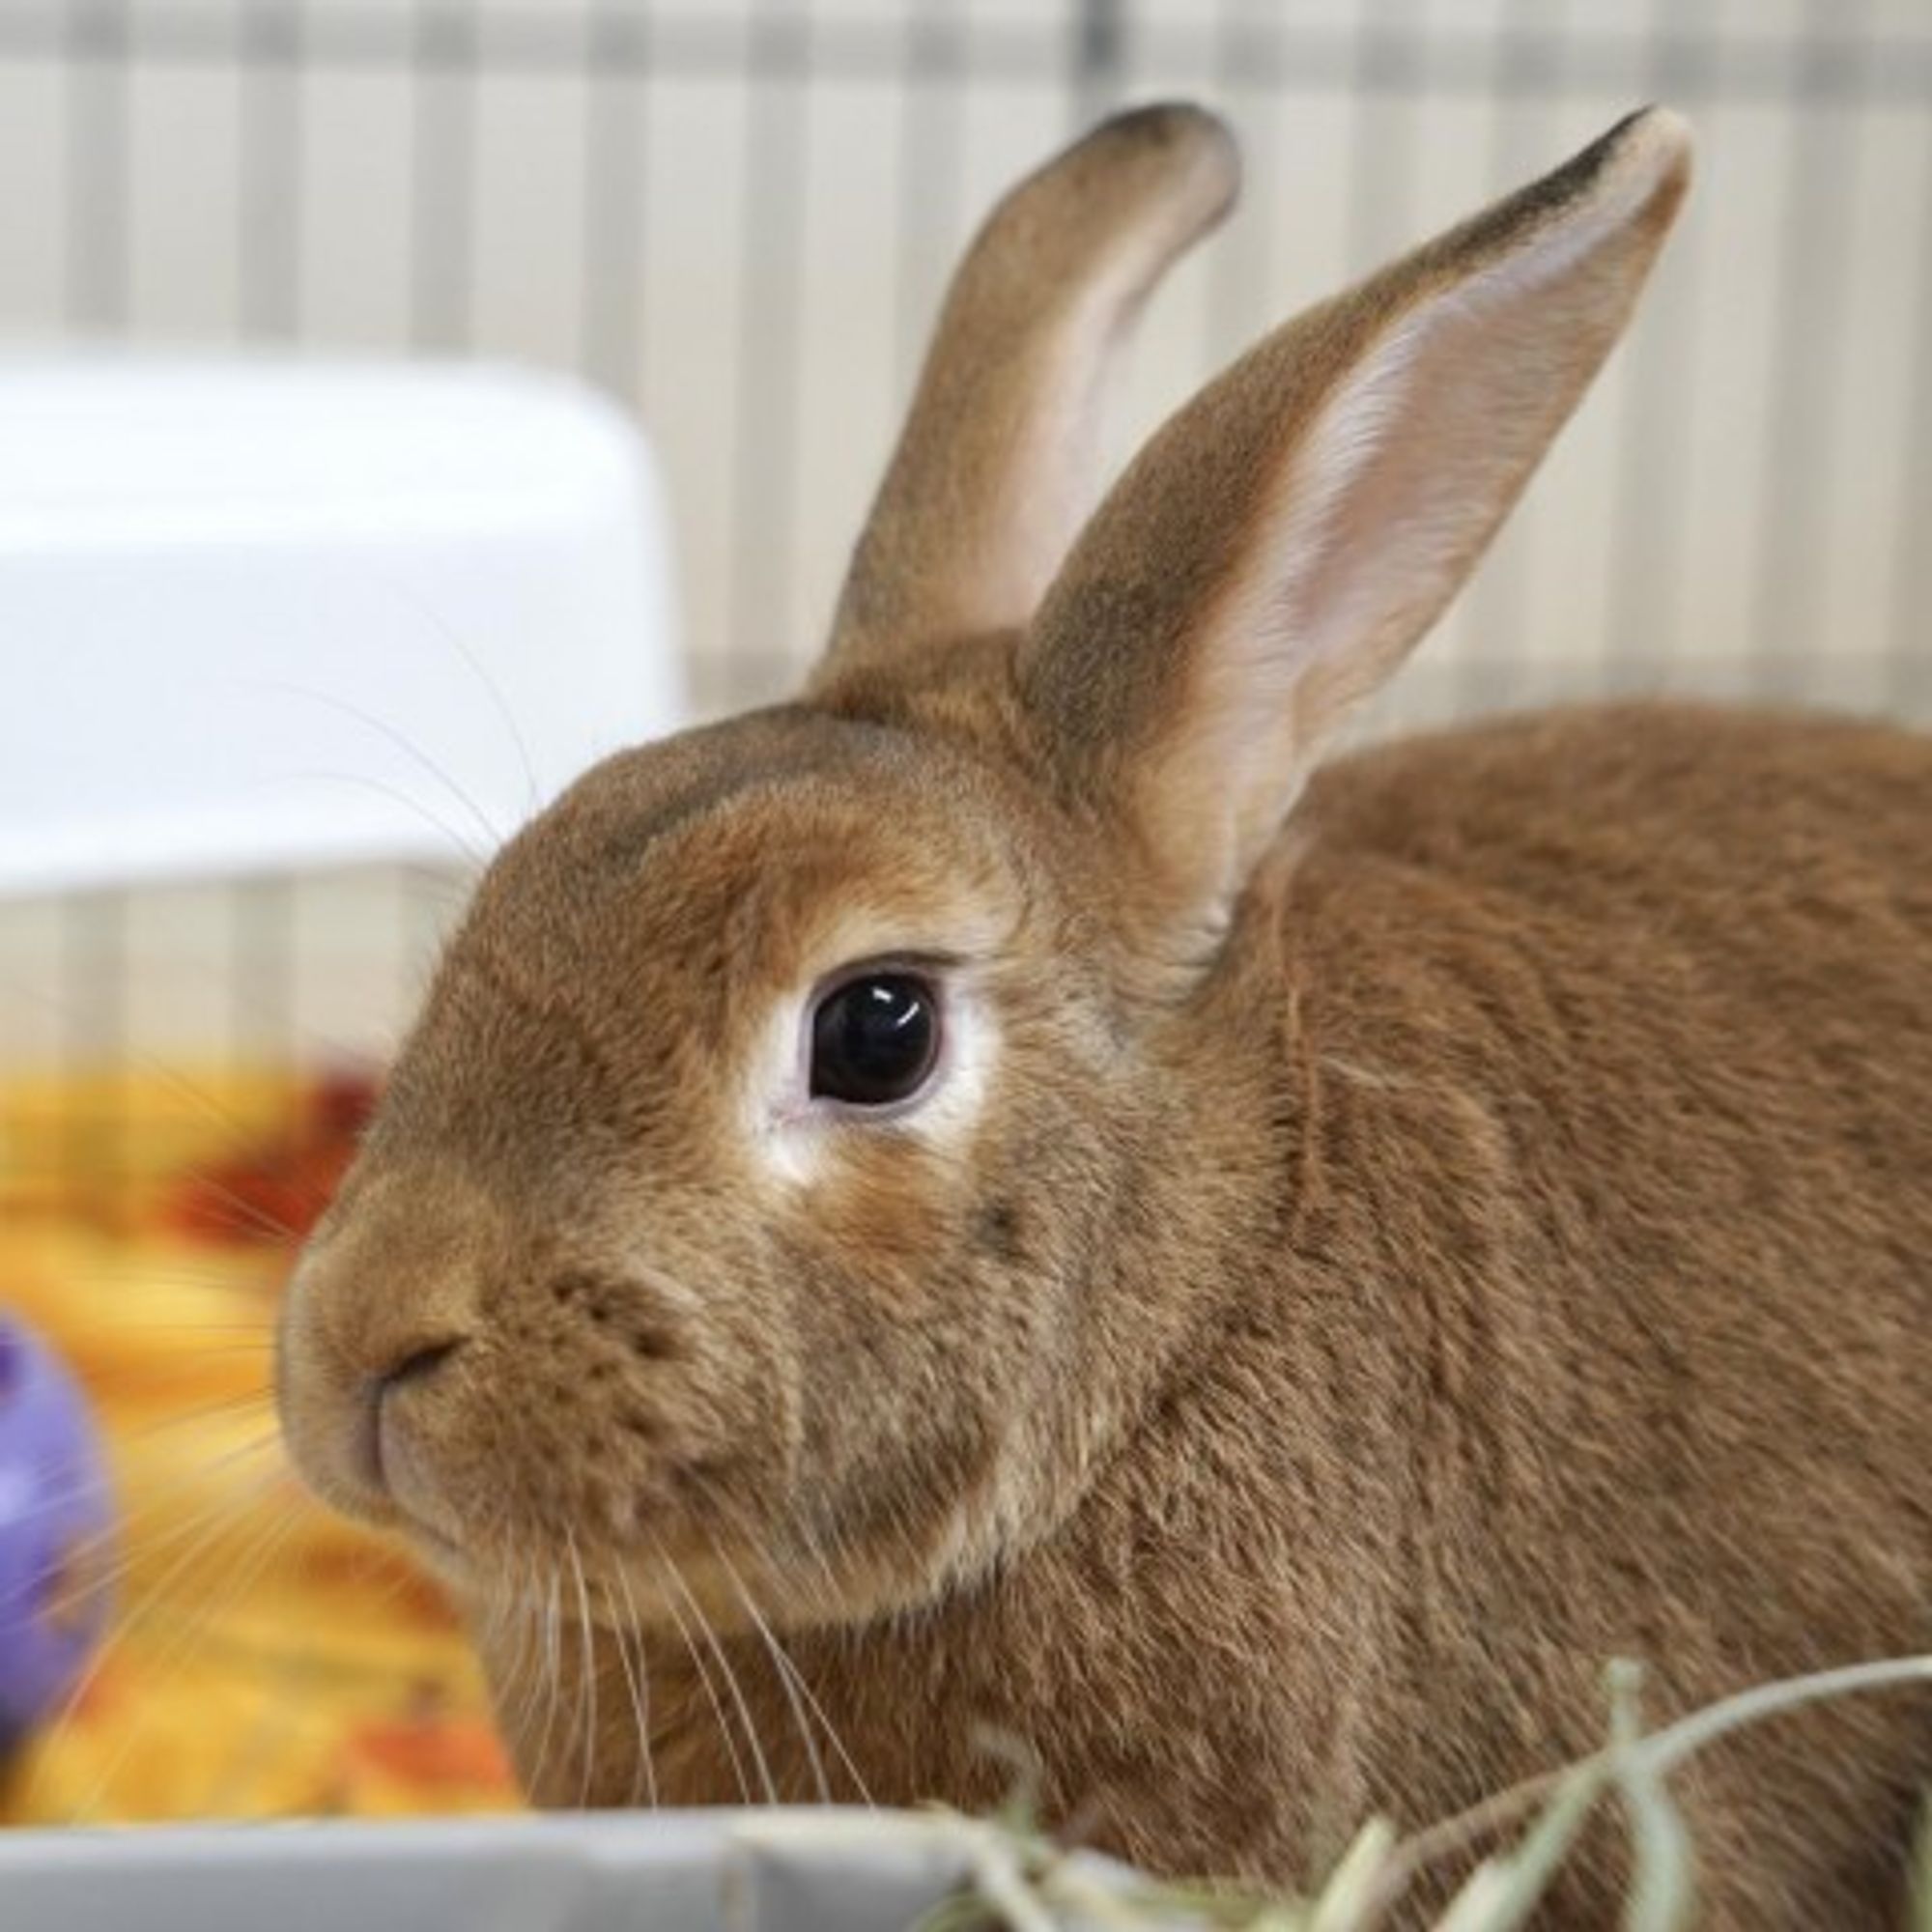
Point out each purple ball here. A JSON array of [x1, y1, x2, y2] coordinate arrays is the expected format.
[[0, 1311, 114, 1751]]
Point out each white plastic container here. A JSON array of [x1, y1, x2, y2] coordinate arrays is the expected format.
[[0, 355, 683, 896]]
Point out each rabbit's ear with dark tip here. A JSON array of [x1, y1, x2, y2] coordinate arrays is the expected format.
[[1018, 108, 1693, 962], [811, 103, 1239, 693]]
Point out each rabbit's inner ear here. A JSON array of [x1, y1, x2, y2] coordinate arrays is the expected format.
[[1017, 108, 1691, 956]]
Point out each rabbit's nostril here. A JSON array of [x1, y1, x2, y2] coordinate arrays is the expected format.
[[376, 1337, 464, 1399]]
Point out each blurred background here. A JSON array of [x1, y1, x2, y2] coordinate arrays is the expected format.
[[0, 0, 1925, 1829]]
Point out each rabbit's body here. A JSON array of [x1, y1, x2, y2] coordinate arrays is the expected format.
[[280, 104, 1932, 1924]]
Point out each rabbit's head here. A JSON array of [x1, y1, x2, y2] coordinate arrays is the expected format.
[[278, 104, 1690, 1636]]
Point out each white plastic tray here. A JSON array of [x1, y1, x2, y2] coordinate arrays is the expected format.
[[0, 1808, 1012, 1932]]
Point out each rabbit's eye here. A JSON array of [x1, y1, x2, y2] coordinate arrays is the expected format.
[[810, 973, 941, 1108]]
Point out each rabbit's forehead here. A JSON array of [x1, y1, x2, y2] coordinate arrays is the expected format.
[[474, 710, 1025, 981]]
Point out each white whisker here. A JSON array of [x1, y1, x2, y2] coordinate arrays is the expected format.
[[659, 1544, 776, 1805], [713, 1541, 836, 1807], [612, 1561, 660, 1809], [655, 1556, 753, 1805], [598, 1577, 654, 1809], [566, 1528, 600, 1810]]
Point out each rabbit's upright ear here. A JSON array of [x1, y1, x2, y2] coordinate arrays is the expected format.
[[1020, 109, 1692, 960], [812, 104, 1238, 691]]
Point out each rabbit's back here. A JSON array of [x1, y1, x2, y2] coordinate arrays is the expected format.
[[1281, 699, 1932, 1579], [1255, 699, 1932, 1918], [1287, 699, 1932, 1279], [1300, 700, 1932, 943]]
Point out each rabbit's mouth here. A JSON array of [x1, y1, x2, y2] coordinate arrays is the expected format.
[[367, 1392, 471, 1569]]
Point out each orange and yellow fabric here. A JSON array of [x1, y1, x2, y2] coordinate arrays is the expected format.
[[0, 1067, 518, 1825]]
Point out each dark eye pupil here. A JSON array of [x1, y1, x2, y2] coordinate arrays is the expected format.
[[810, 974, 939, 1106]]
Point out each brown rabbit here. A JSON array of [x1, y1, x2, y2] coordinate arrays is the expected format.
[[277, 104, 1932, 1925]]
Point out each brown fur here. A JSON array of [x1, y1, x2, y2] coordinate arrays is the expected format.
[[278, 105, 1931, 1926]]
